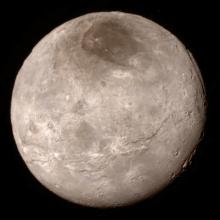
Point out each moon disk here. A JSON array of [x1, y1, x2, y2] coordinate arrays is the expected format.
[[11, 12, 206, 207]]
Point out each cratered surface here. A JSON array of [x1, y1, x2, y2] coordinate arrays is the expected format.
[[11, 12, 206, 207]]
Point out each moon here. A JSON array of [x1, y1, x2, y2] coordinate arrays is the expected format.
[[11, 12, 206, 207]]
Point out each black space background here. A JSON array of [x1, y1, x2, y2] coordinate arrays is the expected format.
[[1, 1, 219, 219]]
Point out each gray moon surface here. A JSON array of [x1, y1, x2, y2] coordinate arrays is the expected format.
[[11, 12, 206, 207]]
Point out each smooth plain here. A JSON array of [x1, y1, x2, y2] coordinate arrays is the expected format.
[[11, 12, 206, 207]]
